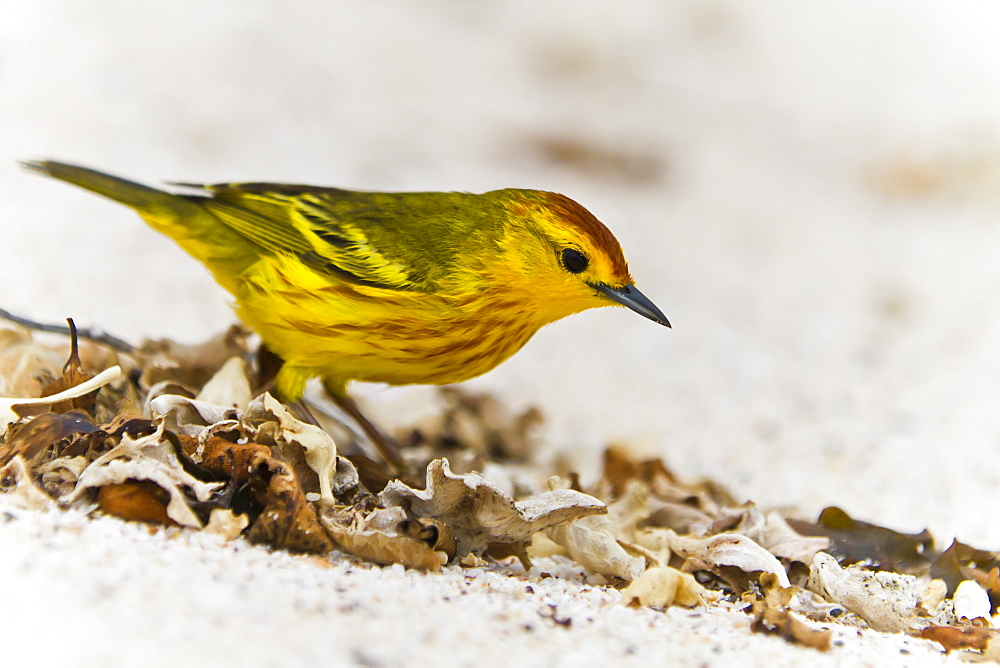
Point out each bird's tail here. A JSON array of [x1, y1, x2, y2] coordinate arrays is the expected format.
[[21, 160, 202, 216], [22, 160, 257, 294]]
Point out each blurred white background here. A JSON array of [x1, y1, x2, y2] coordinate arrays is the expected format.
[[4, 1, 1000, 544]]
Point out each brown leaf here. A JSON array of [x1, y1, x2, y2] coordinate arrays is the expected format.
[[67, 425, 220, 528], [97, 480, 176, 526], [920, 626, 999, 653], [931, 540, 1000, 609], [200, 436, 272, 485], [0, 324, 63, 398], [751, 602, 832, 651], [320, 506, 447, 570], [1, 366, 121, 437], [100, 413, 159, 440], [41, 319, 96, 415], [379, 458, 607, 558], [603, 445, 679, 497], [748, 572, 832, 650], [245, 453, 333, 554], [136, 324, 251, 393], [1, 411, 100, 466], [787, 507, 933, 572]]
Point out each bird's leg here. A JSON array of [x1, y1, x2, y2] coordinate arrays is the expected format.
[[331, 393, 409, 475]]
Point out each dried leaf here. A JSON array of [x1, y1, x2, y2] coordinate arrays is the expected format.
[[1, 411, 100, 466], [67, 423, 220, 528], [36, 455, 90, 499], [920, 626, 1000, 653], [761, 512, 830, 564], [931, 540, 1000, 605], [245, 453, 333, 554], [195, 356, 252, 410], [0, 325, 63, 398], [379, 458, 606, 558], [621, 567, 710, 608], [603, 444, 679, 497], [0, 366, 121, 436], [203, 508, 250, 541], [136, 325, 250, 391], [546, 515, 646, 581], [246, 393, 354, 504], [97, 480, 176, 526], [147, 394, 240, 438], [0, 456, 57, 510], [39, 319, 96, 415], [200, 436, 272, 484], [788, 507, 933, 572], [669, 531, 791, 590], [751, 595, 832, 651], [807, 552, 918, 633], [320, 506, 447, 571]]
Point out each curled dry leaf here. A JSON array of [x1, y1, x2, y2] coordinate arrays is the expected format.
[[245, 452, 334, 554], [67, 422, 220, 528], [320, 506, 449, 571], [136, 324, 251, 392], [807, 552, 919, 633], [195, 356, 252, 410], [546, 515, 645, 582], [931, 540, 1000, 602], [36, 455, 90, 499], [788, 506, 933, 573], [620, 566, 710, 608], [379, 458, 606, 558], [750, 573, 832, 652], [0, 324, 64, 398], [919, 578, 949, 613], [761, 512, 830, 564], [199, 436, 272, 484], [0, 456, 58, 510], [0, 366, 120, 436], [96, 480, 176, 526], [668, 531, 791, 590], [246, 393, 356, 505], [920, 626, 1000, 654], [1, 411, 101, 467], [203, 508, 250, 541], [148, 394, 240, 438]]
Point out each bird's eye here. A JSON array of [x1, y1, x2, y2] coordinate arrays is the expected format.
[[561, 248, 589, 273]]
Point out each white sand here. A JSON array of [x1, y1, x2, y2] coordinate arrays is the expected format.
[[3, 1, 1000, 664], [0, 498, 959, 666]]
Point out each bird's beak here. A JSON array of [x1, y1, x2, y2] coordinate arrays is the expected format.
[[592, 283, 671, 328]]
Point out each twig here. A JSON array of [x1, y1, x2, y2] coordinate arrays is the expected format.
[[0, 307, 136, 354]]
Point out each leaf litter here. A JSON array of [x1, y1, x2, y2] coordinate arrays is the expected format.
[[2, 316, 1000, 660]]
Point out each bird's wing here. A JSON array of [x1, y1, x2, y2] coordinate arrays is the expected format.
[[181, 183, 419, 291]]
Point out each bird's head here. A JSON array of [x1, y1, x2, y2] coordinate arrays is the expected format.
[[493, 190, 670, 328]]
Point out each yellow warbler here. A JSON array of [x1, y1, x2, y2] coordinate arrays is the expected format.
[[25, 160, 669, 465]]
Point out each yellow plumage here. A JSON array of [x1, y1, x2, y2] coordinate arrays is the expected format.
[[24, 160, 668, 466]]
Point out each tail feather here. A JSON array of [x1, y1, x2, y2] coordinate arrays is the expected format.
[[21, 160, 187, 213], [23, 159, 259, 294]]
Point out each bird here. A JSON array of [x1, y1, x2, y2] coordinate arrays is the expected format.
[[23, 160, 670, 472]]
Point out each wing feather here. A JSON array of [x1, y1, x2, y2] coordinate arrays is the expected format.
[[182, 183, 419, 291]]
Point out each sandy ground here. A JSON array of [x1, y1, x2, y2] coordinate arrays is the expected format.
[[3, 1, 1000, 664]]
